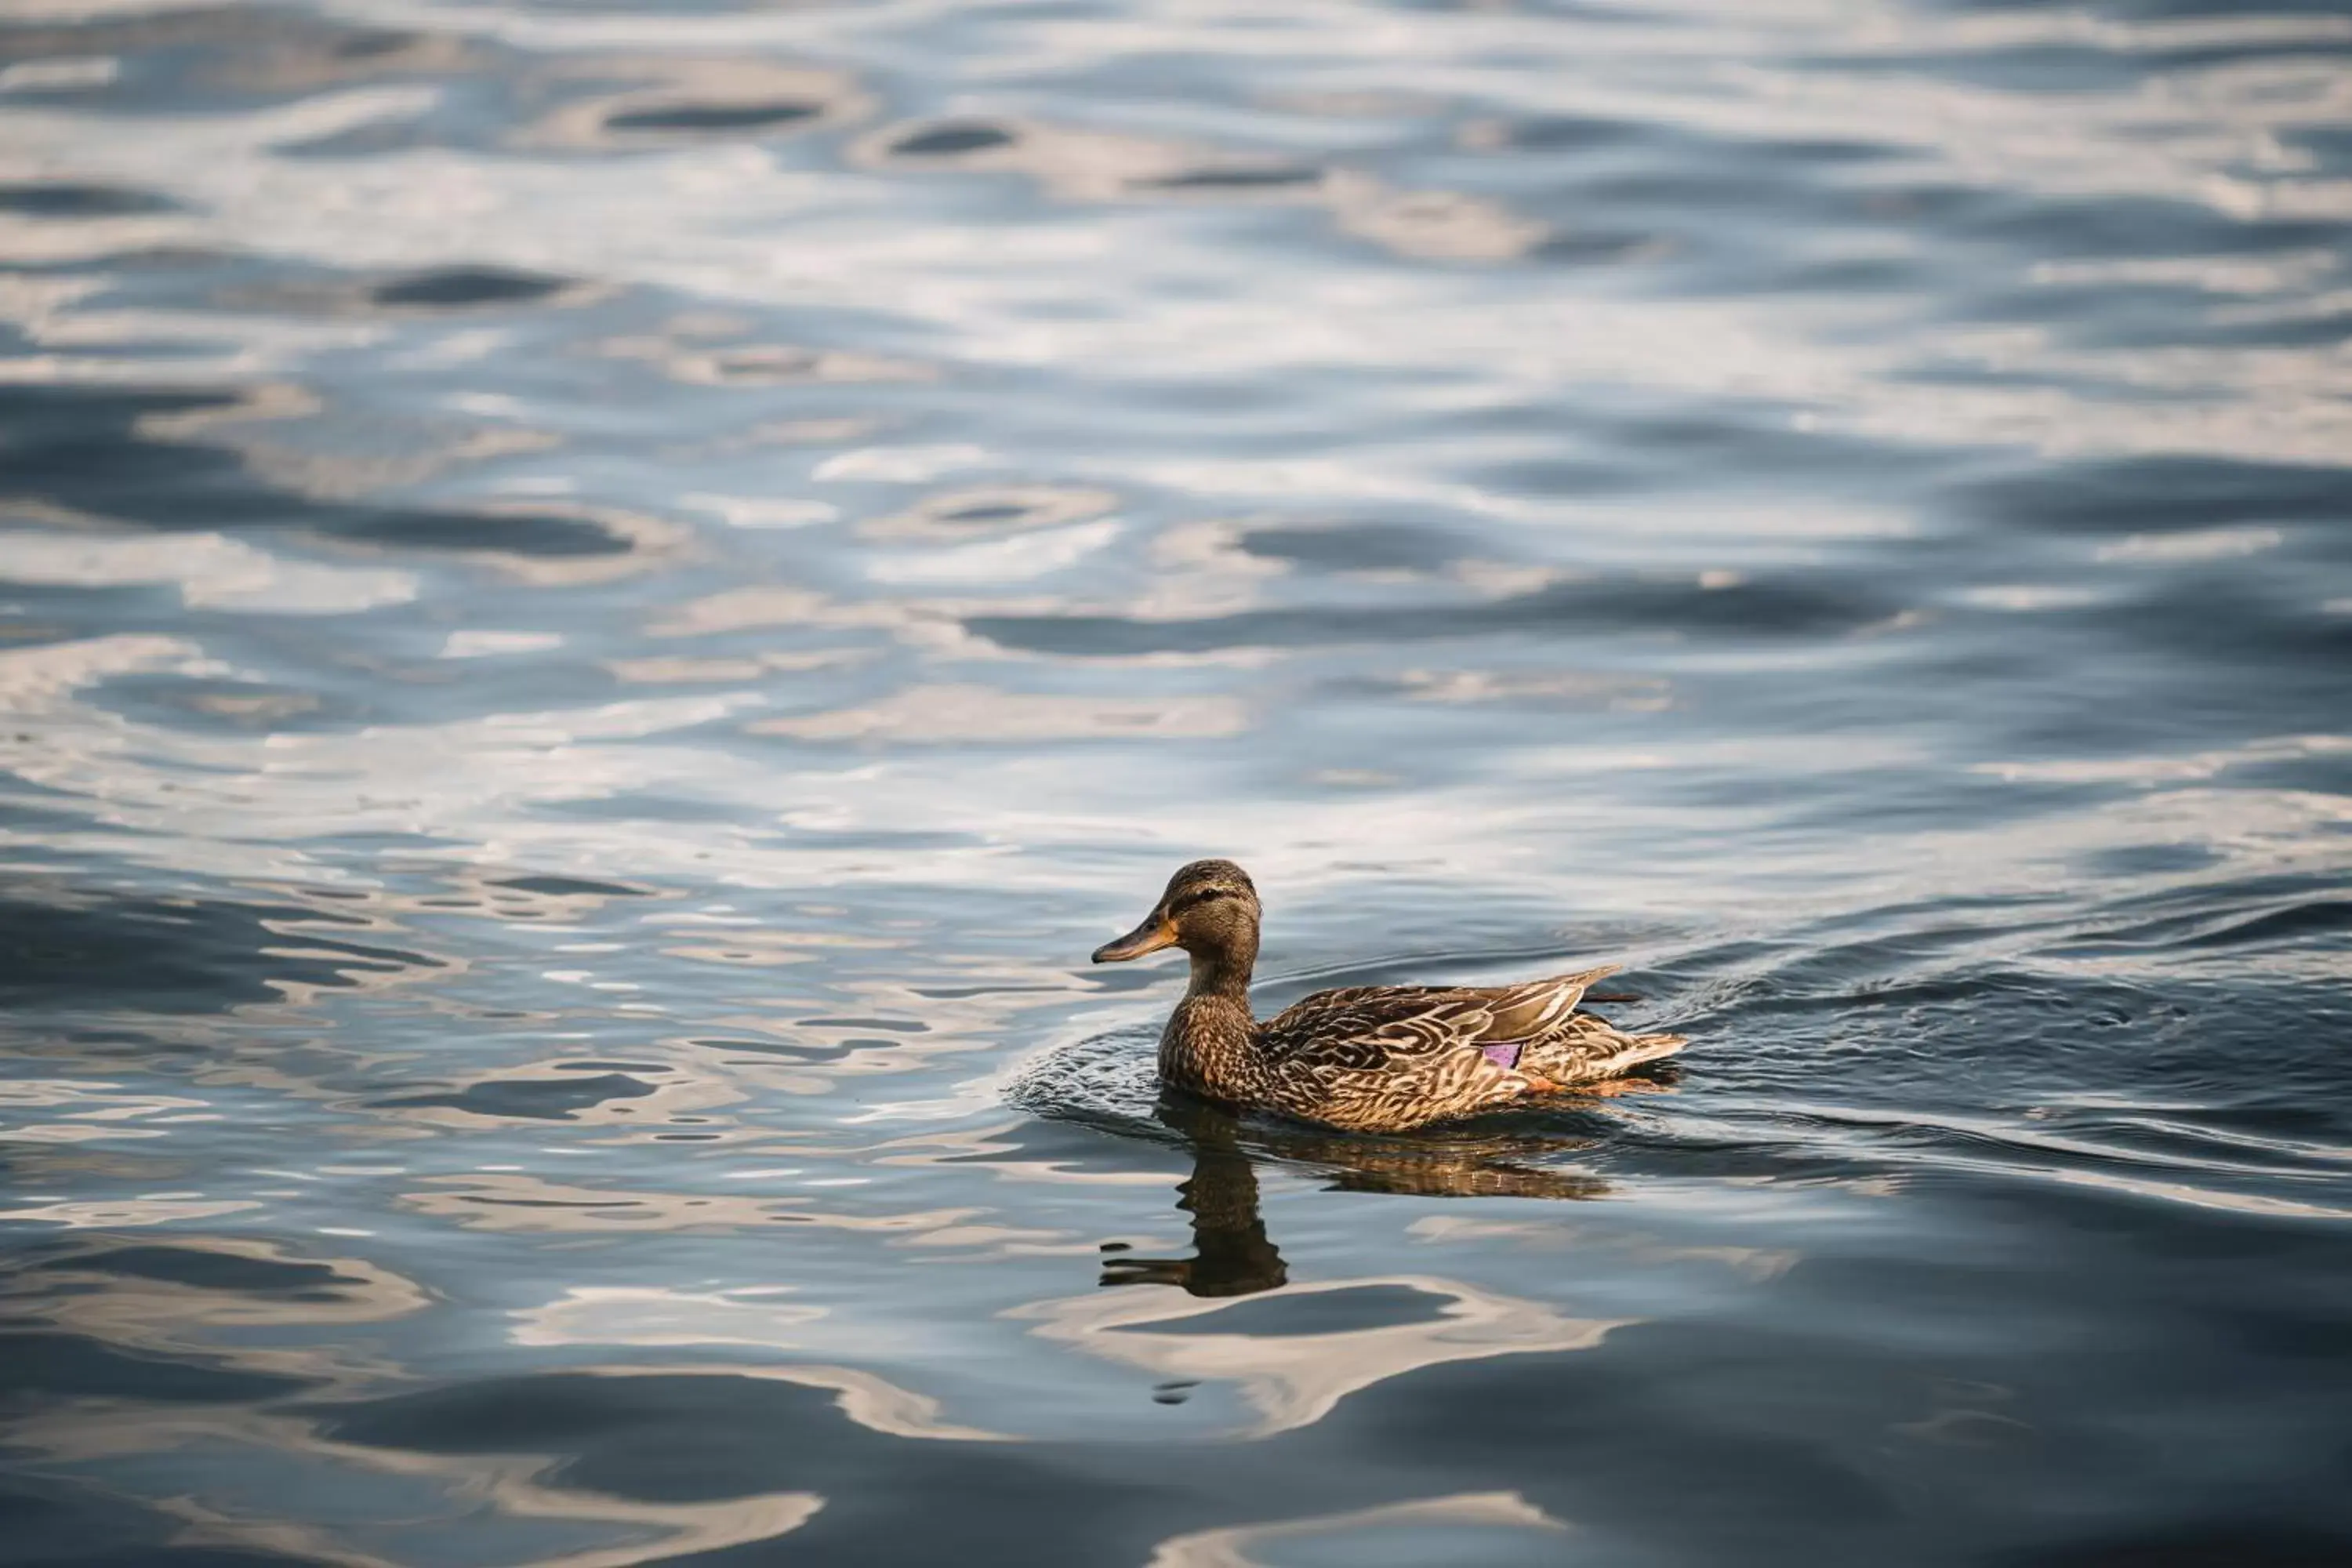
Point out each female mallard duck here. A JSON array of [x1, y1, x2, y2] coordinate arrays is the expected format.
[[1091, 859, 1685, 1134]]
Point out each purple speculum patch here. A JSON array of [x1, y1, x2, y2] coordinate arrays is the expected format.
[[1479, 1042, 1523, 1070]]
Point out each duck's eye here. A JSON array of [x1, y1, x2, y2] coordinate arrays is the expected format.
[[1171, 887, 1232, 914]]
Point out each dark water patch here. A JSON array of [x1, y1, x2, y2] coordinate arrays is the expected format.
[[1334, 1331, 1913, 1548], [0, 384, 245, 511], [887, 119, 1017, 158], [2083, 841, 2223, 879], [332, 507, 628, 557], [61, 1028, 170, 1051], [1109, 1283, 1450, 1337], [967, 571, 1890, 655], [797, 1015, 929, 1032], [1959, 455, 2352, 537], [528, 792, 757, 826], [0, 5, 487, 140], [1240, 521, 1464, 573], [1568, 165, 1870, 233], [692, 1037, 865, 1065], [0, 183, 180, 218], [860, 485, 1114, 540], [1933, 186, 2346, 265], [1500, 110, 1897, 171], [64, 1548, 328, 1568], [2283, 125, 2352, 170], [0, 5, 297, 57], [0, 1482, 147, 1568], [2092, 584, 2352, 699], [2176, 902, 2352, 951], [1819, 35, 2352, 95], [445, 1194, 678, 1214], [0, 885, 436, 1013], [911, 983, 1086, 1000], [1138, 165, 1324, 192], [0, 1331, 315, 1405], [368, 265, 572, 309], [1465, 451, 1654, 498], [2163, 305, 2352, 354], [1532, 228, 1664, 265], [383, 873, 656, 921], [490, 874, 651, 898], [372, 1072, 658, 1121], [2001, 1523, 2352, 1568], [330, 29, 419, 61], [1601, 405, 1922, 479], [307, 1370, 1171, 1546], [604, 99, 821, 135], [1078, 965, 1167, 994], [26, 1243, 359, 1298], [1740, 135, 1895, 168], [1399, 0, 1636, 15], [0, 384, 599, 556], [2049, 896, 2352, 959], [98, 675, 333, 735], [1955, 275, 2352, 357], [1501, 114, 1644, 151], [0, 1478, 330, 1568]]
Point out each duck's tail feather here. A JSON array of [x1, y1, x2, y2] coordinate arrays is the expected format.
[[1605, 1030, 1687, 1072], [1520, 1022, 1686, 1085]]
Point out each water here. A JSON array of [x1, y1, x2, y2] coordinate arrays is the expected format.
[[2, 0, 2349, 1562]]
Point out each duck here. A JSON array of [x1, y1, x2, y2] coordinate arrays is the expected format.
[[1091, 858, 1685, 1133]]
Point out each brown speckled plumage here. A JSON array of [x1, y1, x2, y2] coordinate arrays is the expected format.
[[1091, 859, 1686, 1133]]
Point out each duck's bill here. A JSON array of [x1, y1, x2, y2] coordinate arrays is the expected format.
[[1091, 914, 1177, 963]]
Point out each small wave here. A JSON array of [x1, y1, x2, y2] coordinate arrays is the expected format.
[[2053, 897, 2352, 957], [368, 265, 575, 310], [885, 120, 1018, 158], [334, 507, 632, 559], [371, 1072, 660, 1123], [0, 883, 438, 1015], [1003, 1023, 1171, 1137], [602, 100, 823, 136], [0, 181, 180, 216]]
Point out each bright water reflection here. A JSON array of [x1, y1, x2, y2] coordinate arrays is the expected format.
[[2, 0, 2349, 1563]]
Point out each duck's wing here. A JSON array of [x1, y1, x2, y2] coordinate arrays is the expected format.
[[1257, 987, 1494, 1074], [1260, 964, 1621, 1074], [1456, 964, 1623, 1045]]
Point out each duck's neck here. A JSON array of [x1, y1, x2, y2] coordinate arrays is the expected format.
[[1183, 931, 1256, 1010], [1160, 933, 1260, 1100]]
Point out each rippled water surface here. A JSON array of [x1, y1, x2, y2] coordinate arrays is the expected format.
[[4, 0, 2350, 1562]]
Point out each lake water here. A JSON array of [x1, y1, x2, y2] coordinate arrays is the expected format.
[[2, 1, 2350, 1563]]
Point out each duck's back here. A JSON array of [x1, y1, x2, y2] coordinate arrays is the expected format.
[[1260, 964, 1621, 1063]]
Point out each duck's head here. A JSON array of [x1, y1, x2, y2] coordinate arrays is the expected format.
[[1091, 858, 1260, 968]]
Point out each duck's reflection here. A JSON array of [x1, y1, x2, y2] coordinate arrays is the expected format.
[[1099, 1099, 1287, 1296], [1100, 1088, 1647, 1298]]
